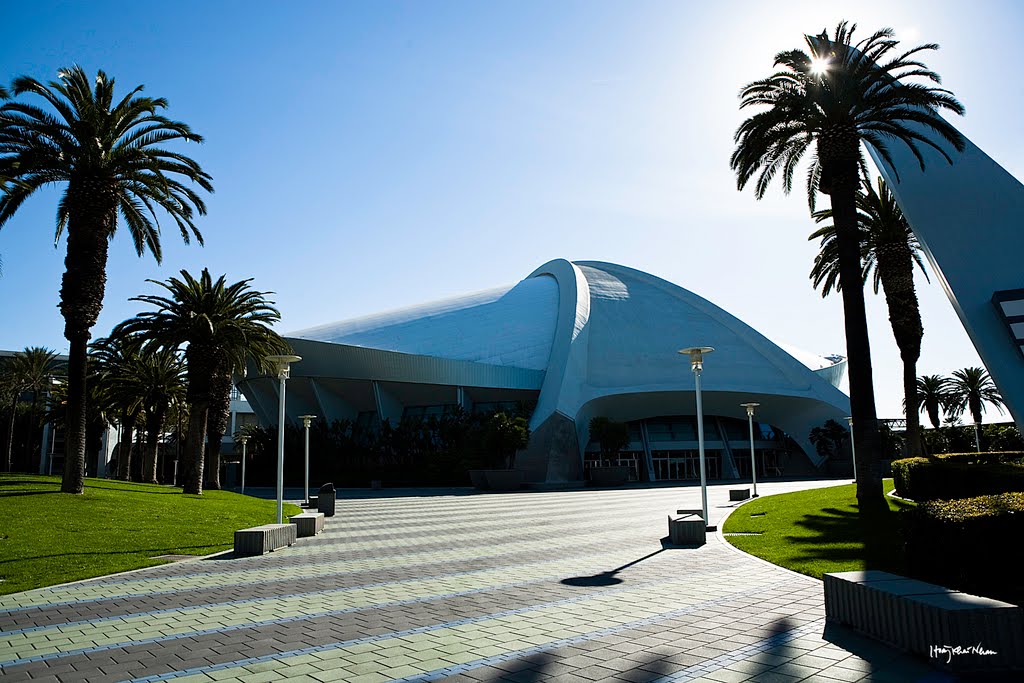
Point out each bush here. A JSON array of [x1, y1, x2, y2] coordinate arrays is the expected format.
[[901, 493, 1024, 604], [891, 456, 1024, 501]]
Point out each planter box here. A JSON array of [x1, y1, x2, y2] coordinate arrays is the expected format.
[[484, 469, 525, 491], [588, 466, 632, 487], [668, 514, 706, 546]]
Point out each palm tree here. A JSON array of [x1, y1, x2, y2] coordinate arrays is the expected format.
[[916, 374, 951, 430], [809, 175, 929, 457], [205, 371, 234, 490], [2, 347, 62, 472], [947, 367, 1005, 451], [731, 21, 964, 507], [124, 347, 186, 483], [0, 67, 213, 494], [115, 269, 289, 494], [92, 333, 145, 480]]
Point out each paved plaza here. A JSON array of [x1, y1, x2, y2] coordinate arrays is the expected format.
[[1, 480, 954, 682]]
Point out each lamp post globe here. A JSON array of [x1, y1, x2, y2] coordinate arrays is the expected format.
[[266, 354, 301, 524], [679, 347, 714, 530]]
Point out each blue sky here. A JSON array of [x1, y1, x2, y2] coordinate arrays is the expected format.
[[2, 1, 1022, 421]]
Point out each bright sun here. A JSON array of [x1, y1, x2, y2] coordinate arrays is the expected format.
[[809, 57, 830, 76]]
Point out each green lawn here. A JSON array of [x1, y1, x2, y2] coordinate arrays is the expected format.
[[722, 480, 915, 580], [0, 474, 302, 595]]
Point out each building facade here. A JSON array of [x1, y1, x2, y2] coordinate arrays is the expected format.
[[237, 260, 851, 484]]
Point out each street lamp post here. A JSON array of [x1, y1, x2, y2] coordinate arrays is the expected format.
[[846, 416, 857, 484], [679, 346, 714, 530], [299, 415, 317, 506], [266, 354, 301, 524], [238, 434, 249, 494], [740, 402, 760, 497]]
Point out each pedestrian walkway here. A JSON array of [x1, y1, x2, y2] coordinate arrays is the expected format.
[[0, 480, 948, 682]]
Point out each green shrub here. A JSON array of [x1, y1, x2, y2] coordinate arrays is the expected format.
[[891, 456, 1024, 500], [901, 493, 1024, 604], [934, 451, 1024, 465]]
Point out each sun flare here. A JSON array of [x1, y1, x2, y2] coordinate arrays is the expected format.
[[809, 57, 830, 76]]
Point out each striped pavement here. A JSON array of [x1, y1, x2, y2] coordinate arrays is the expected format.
[[0, 480, 947, 682]]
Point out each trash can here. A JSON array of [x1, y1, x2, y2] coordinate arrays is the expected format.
[[317, 482, 336, 517]]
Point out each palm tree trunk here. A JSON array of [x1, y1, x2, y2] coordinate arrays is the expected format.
[[183, 404, 208, 494], [827, 157, 885, 509], [61, 332, 88, 494], [58, 190, 115, 494], [118, 410, 137, 481], [204, 371, 232, 491], [903, 360, 922, 457], [143, 406, 166, 484]]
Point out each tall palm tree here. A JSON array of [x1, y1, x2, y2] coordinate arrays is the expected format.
[[916, 374, 951, 430], [0, 67, 213, 494], [204, 371, 234, 490], [809, 175, 929, 457], [947, 367, 1005, 452], [731, 21, 964, 507], [115, 269, 289, 494]]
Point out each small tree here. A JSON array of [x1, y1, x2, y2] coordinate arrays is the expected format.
[[809, 419, 849, 459], [588, 417, 631, 464], [484, 412, 530, 469]]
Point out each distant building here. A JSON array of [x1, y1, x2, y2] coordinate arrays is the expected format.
[[237, 260, 850, 484]]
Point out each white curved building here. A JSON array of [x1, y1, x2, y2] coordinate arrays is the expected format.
[[237, 259, 850, 484]]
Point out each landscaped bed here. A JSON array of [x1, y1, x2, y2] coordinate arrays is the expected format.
[[722, 479, 913, 580], [0, 474, 301, 595]]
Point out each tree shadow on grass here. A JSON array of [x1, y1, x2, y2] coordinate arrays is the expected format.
[[783, 500, 915, 574]]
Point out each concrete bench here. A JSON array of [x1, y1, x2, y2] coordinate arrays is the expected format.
[[668, 508, 706, 546], [289, 511, 325, 537], [305, 495, 318, 509], [729, 488, 750, 501], [234, 523, 297, 556], [824, 570, 1024, 673]]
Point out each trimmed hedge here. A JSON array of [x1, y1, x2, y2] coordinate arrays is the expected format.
[[901, 493, 1024, 604], [934, 451, 1024, 465], [891, 456, 1024, 501]]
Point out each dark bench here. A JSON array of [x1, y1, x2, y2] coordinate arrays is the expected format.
[[668, 508, 707, 546], [729, 488, 750, 501], [824, 570, 1024, 673]]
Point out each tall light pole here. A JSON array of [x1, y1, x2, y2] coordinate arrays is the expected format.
[[299, 415, 317, 506], [740, 402, 760, 497], [846, 416, 858, 484], [679, 346, 714, 530], [267, 355, 301, 524], [238, 434, 249, 494]]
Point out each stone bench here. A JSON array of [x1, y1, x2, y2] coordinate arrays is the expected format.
[[289, 511, 325, 537], [234, 523, 297, 556], [668, 508, 706, 546], [305, 495, 318, 509], [729, 488, 750, 501], [824, 570, 1024, 673]]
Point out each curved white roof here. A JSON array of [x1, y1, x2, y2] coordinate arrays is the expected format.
[[289, 275, 559, 371]]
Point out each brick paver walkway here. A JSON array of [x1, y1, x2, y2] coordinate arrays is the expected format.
[[1, 480, 950, 682]]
